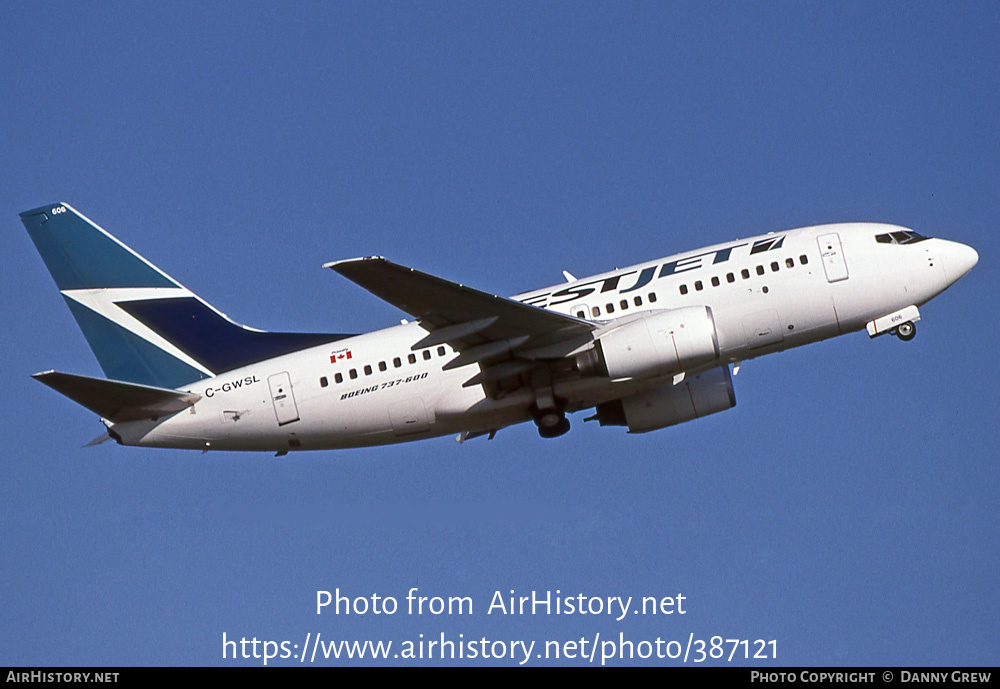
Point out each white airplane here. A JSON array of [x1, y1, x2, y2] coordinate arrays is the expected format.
[[21, 203, 977, 453]]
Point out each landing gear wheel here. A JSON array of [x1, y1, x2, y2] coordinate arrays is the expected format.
[[896, 321, 916, 341], [533, 408, 571, 438], [537, 410, 562, 428], [537, 416, 571, 439]]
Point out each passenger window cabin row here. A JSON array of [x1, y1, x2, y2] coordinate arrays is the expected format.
[[678, 255, 808, 295], [578, 292, 659, 319], [320, 345, 450, 387]]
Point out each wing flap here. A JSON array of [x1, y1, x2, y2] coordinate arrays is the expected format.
[[409, 317, 498, 350], [33, 371, 200, 422]]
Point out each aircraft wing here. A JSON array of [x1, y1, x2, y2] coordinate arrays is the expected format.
[[33, 371, 201, 422], [325, 257, 595, 354]]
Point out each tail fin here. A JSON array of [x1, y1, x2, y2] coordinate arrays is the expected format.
[[21, 203, 350, 389]]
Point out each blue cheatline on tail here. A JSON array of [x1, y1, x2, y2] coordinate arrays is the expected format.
[[20, 203, 352, 389]]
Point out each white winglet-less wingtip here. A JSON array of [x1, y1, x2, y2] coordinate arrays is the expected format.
[[21, 204, 977, 453]]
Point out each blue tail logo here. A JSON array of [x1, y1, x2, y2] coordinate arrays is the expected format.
[[21, 203, 350, 389]]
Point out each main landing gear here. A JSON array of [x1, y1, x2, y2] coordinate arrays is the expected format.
[[895, 321, 916, 341], [533, 406, 570, 438], [528, 367, 570, 438]]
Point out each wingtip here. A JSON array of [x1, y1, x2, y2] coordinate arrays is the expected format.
[[323, 256, 386, 270]]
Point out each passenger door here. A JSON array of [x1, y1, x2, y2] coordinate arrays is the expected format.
[[268, 372, 300, 426], [818, 233, 849, 283]]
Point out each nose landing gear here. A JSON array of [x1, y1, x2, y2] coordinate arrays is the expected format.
[[895, 321, 916, 341], [866, 306, 921, 340]]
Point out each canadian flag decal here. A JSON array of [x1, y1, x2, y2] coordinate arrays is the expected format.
[[330, 348, 353, 364]]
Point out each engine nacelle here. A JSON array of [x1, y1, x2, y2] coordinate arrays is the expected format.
[[594, 306, 721, 380], [595, 365, 735, 433]]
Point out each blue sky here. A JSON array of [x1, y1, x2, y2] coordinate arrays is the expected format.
[[2, 1, 997, 666]]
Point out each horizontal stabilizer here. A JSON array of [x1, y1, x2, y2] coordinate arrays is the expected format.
[[32, 371, 200, 422]]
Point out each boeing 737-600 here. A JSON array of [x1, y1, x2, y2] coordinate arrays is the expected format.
[[20, 203, 977, 453]]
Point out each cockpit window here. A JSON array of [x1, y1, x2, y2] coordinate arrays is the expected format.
[[875, 231, 929, 245]]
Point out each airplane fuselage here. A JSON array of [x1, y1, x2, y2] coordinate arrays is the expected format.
[[113, 222, 976, 452]]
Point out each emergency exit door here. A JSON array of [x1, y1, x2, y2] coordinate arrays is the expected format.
[[268, 372, 300, 426], [818, 233, 849, 283]]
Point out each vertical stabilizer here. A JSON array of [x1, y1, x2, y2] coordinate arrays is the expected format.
[[21, 203, 350, 389]]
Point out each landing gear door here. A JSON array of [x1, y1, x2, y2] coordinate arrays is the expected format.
[[268, 372, 300, 426], [818, 233, 849, 283]]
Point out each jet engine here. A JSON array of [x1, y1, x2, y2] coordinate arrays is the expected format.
[[593, 365, 735, 433], [579, 306, 721, 380]]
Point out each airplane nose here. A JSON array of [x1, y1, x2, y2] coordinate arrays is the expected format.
[[952, 242, 979, 279], [941, 240, 979, 284]]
